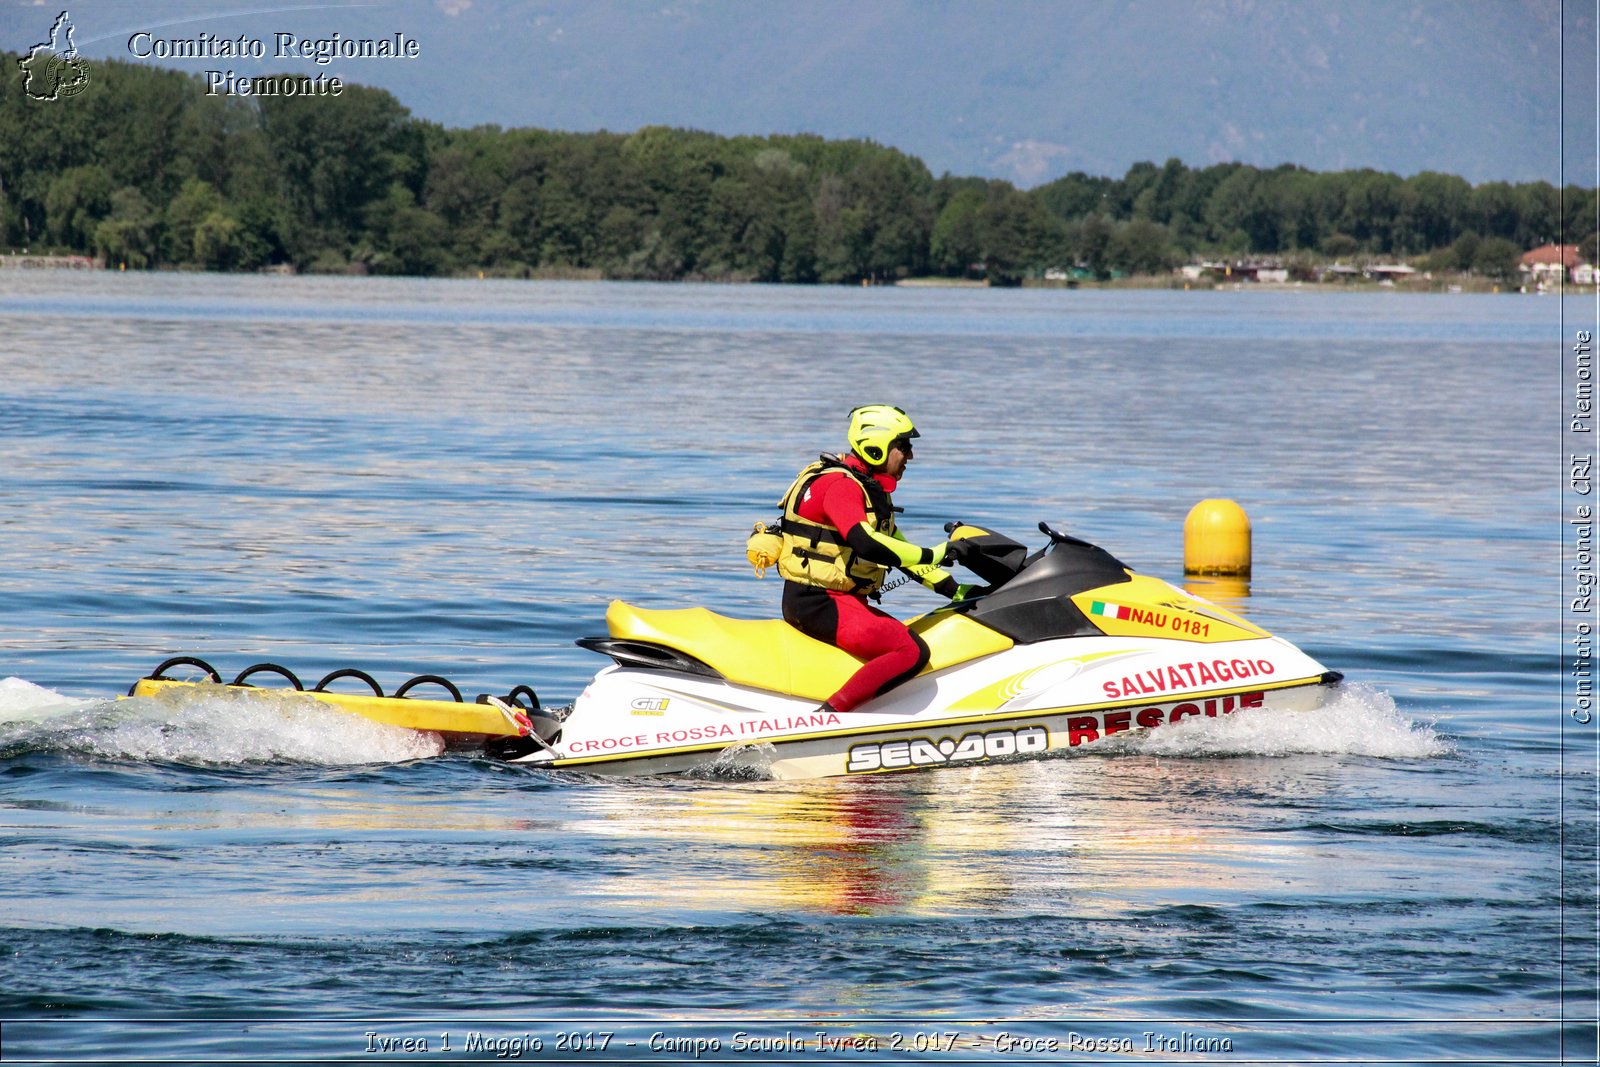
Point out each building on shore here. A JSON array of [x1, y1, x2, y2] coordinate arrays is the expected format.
[[1520, 244, 1584, 284]]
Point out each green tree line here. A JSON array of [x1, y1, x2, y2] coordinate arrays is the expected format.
[[3, 56, 1595, 283]]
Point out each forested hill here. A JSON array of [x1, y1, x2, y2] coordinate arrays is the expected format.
[[3, 57, 1593, 283]]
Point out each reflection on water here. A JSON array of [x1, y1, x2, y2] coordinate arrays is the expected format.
[[1183, 574, 1251, 612], [568, 760, 1336, 920]]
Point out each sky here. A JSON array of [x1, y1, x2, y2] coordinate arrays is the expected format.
[[5, 0, 1597, 188]]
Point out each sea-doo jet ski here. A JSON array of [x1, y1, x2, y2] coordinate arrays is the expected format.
[[501, 522, 1342, 778], [128, 524, 1341, 779]]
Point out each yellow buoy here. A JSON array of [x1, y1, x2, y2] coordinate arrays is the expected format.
[[1184, 498, 1251, 577]]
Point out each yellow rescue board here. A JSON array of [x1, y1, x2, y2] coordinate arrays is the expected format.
[[128, 678, 521, 738]]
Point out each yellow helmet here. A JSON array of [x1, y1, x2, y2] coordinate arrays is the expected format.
[[847, 404, 919, 467]]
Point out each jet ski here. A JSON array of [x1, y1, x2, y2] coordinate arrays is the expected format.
[[499, 522, 1343, 778], [127, 523, 1341, 779]]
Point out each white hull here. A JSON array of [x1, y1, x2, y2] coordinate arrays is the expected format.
[[515, 633, 1338, 779]]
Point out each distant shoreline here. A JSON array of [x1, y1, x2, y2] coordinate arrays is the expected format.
[[873, 274, 1584, 295], [3, 255, 1591, 296]]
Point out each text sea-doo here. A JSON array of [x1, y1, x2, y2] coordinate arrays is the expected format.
[[129, 524, 1341, 779], [502, 523, 1342, 778]]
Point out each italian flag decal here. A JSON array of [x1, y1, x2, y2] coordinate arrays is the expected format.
[[1090, 601, 1131, 620]]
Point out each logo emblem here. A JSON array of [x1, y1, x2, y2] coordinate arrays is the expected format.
[[19, 11, 92, 101]]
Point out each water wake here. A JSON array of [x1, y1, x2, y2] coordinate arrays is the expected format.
[[1, 677, 1444, 772], [0, 676, 442, 765], [1111, 681, 1448, 759]]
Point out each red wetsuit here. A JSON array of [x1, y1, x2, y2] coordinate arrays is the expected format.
[[781, 456, 930, 713]]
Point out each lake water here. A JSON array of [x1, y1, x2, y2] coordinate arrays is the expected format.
[[0, 273, 1594, 1063]]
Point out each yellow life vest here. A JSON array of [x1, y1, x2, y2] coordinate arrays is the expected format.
[[776, 457, 896, 594]]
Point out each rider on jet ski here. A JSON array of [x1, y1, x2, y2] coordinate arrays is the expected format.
[[776, 404, 969, 714]]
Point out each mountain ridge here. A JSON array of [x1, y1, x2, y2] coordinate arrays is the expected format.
[[7, 0, 1591, 188]]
